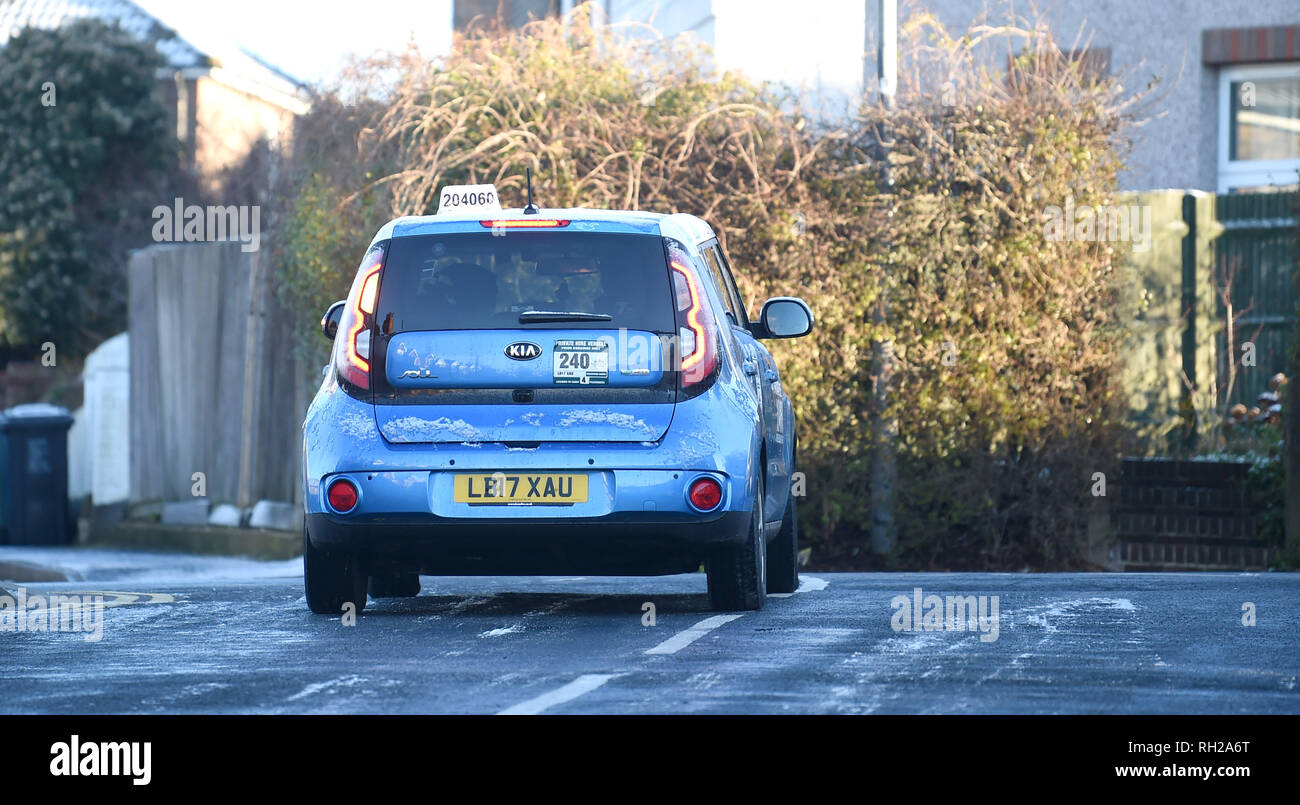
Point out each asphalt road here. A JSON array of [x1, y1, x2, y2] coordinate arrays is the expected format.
[[1, 546, 1297, 714]]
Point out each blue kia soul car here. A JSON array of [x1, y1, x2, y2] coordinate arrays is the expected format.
[[304, 184, 813, 613]]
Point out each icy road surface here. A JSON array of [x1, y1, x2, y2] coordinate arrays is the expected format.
[[1, 546, 1297, 714]]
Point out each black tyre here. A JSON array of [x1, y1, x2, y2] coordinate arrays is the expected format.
[[369, 572, 421, 598], [766, 489, 799, 594], [303, 525, 367, 615], [706, 478, 766, 611]]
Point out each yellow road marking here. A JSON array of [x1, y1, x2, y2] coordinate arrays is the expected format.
[[38, 591, 176, 608]]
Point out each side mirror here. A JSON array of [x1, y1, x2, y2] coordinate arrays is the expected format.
[[321, 300, 345, 341], [756, 297, 813, 339]]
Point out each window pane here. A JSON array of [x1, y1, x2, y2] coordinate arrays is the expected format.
[[712, 246, 750, 322], [700, 246, 742, 324], [1230, 76, 1300, 161], [378, 232, 676, 333]]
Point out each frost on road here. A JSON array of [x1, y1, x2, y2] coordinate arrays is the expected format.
[[2, 547, 1297, 714]]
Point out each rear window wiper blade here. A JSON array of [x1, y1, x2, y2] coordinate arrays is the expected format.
[[518, 311, 613, 323]]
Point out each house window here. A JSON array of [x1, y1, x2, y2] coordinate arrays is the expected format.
[[1218, 63, 1300, 192]]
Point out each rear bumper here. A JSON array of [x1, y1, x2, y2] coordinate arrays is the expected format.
[[301, 368, 764, 575], [306, 509, 749, 575]]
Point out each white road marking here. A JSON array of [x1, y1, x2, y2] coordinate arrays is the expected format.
[[645, 614, 743, 655], [497, 673, 621, 715], [496, 575, 824, 713], [768, 574, 828, 598], [479, 624, 525, 638], [286, 674, 366, 702]]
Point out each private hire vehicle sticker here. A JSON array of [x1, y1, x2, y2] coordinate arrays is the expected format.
[[553, 340, 610, 385], [437, 184, 502, 214]]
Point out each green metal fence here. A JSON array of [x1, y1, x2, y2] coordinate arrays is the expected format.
[[1119, 190, 1297, 455], [1214, 192, 1298, 409]]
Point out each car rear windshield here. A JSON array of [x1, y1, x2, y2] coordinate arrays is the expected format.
[[377, 232, 677, 333]]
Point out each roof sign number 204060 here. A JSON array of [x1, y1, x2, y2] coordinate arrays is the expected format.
[[437, 184, 502, 214]]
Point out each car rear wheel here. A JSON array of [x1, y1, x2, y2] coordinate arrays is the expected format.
[[369, 572, 421, 598], [303, 525, 367, 614], [706, 479, 766, 611], [767, 489, 800, 594]]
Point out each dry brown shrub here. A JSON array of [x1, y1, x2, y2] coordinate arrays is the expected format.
[[277, 7, 1145, 569]]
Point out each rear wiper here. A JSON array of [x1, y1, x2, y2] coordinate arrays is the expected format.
[[518, 311, 613, 323]]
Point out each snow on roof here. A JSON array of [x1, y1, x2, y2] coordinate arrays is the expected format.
[[0, 0, 308, 112], [0, 0, 208, 68]]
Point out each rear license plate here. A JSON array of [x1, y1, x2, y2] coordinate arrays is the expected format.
[[453, 473, 589, 505], [553, 339, 609, 385]]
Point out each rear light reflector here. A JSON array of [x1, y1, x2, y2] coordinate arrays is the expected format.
[[327, 478, 359, 513], [688, 477, 723, 511]]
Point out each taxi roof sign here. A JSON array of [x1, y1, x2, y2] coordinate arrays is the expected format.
[[437, 184, 502, 215]]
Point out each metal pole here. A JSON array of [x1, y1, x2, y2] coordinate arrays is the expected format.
[[877, 0, 896, 110], [869, 0, 897, 555], [1179, 192, 1198, 454]]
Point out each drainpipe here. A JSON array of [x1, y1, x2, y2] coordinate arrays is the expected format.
[[869, 0, 897, 555], [1180, 192, 1198, 454]]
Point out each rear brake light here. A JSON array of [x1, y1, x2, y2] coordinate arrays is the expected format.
[[669, 255, 718, 393], [335, 249, 384, 390], [358, 269, 379, 314], [478, 219, 571, 228]]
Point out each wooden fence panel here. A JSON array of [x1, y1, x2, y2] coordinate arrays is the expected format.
[[129, 243, 303, 508]]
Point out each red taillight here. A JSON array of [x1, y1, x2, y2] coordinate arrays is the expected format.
[[478, 219, 571, 228], [335, 249, 383, 390], [669, 255, 718, 392], [688, 477, 723, 511], [327, 478, 358, 513]]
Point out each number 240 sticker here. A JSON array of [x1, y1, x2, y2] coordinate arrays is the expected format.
[[553, 340, 609, 385]]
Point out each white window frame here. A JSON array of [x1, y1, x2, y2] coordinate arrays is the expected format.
[[1217, 62, 1300, 192]]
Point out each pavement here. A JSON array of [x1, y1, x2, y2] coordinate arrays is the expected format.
[[1, 546, 1297, 714], [90, 521, 301, 560]]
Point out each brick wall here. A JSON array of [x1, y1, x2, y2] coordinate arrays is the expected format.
[[0, 361, 82, 411], [1112, 458, 1276, 570]]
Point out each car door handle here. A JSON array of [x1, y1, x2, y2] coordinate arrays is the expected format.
[[742, 359, 758, 375]]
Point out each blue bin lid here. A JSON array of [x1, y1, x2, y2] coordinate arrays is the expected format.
[[0, 403, 74, 430]]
